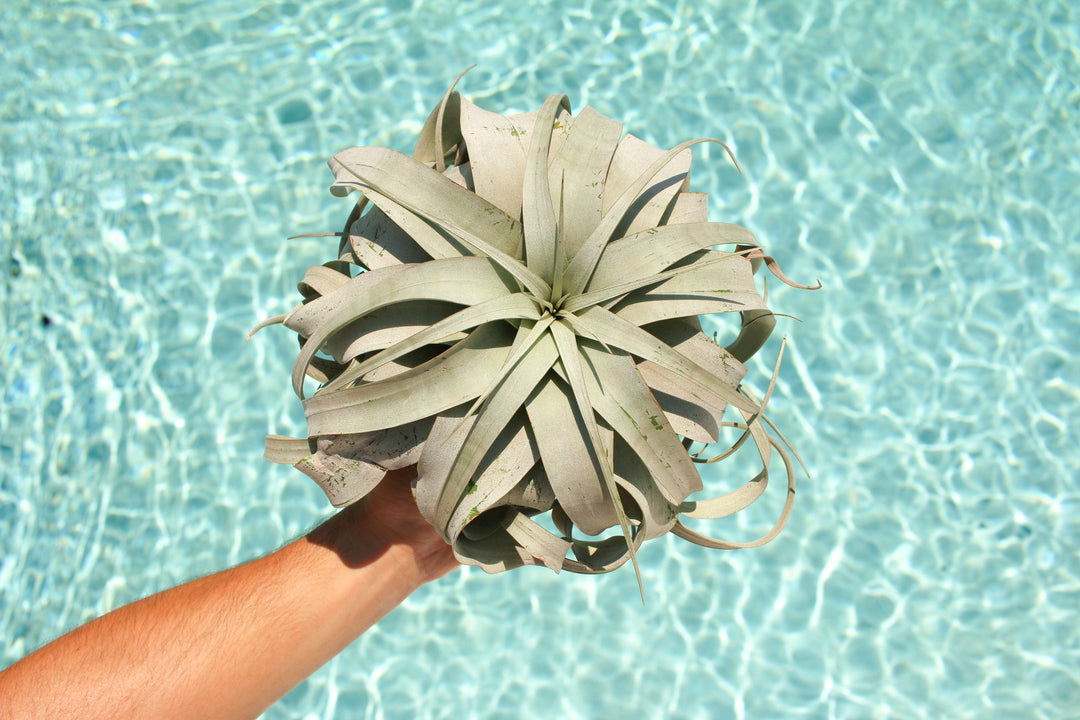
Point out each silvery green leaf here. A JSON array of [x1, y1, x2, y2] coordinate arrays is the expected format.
[[725, 308, 778, 362], [569, 305, 758, 415], [548, 320, 643, 597], [574, 340, 702, 506], [290, 256, 518, 397], [329, 146, 523, 256], [673, 432, 796, 549], [415, 406, 471, 521], [564, 248, 754, 314], [264, 434, 311, 464], [634, 319, 746, 442], [664, 191, 709, 225], [299, 264, 351, 297], [431, 331, 559, 534], [562, 137, 738, 296], [412, 65, 471, 170], [521, 94, 571, 285], [602, 134, 691, 239], [459, 98, 534, 216], [584, 222, 757, 293], [295, 450, 387, 507], [283, 264, 408, 340], [257, 72, 815, 592], [303, 322, 515, 435], [502, 511, 572, 574], [608, 253, 767, 326], [443, 416, 539, 544], [359, 188, 476, 260], [525, 375, 617, 535], [500, 465, 556, 514], [546, 105, 623, 258], [324, 301, 466, 364], [327, 293, 541, 387]]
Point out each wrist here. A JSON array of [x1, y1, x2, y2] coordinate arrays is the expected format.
[[305, 496, 456, 589]]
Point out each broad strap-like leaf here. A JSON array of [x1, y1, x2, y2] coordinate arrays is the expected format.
[[289, 421, 434, 507], [502, 511, 573, 573], [562, 137, 739, 296], [725, 308, 777, 362], [335, 152, 551, 300], [323, 300, 465, 365], [694, 337, 785, 468], [264, 434, 311, 464], [412, 66, 469, 168], [564, 248, 754, 315], [549, 320, 644, 599], [602, 134, 691, 239], [303, 322, 515, 435], [444, 415, 540, 542], [566, 305, 759, 415], [613, 293, 751, 328], [323, 293, 541, 393], [610, 434, 681, 541], [360, 188, 475, 260], [284, 264, 407, 340], [640, 383, 722, 444], [525, 375, 618, 535], [433, 66, 473, 172], [550, 173, 569, 302], [635, 319, 746, 442], [683, 465, 768, 519], [290, 257, 517, 397], [500, 465, 557, 514], [431, 331, 560, 535], [298, 264, 351, 297], [559, 467, 648, 575], [415, 405, 471, 521], [348, 204, 434, 269], [584, 222, 758, 293], [415, 214, 552, 303], [461, 315, 555, 421], [460, 96, 541, 217], [546, 105, 623, 259], [663, 191, 709, 225], [322, 422, 434, 471], [521, 94, 571, 286], [295, 451, 387, 508], [574, 340, 703, 506], [329, 146, 524, 257], [608, 254, 767, 327], [337, 196, 368, 265]]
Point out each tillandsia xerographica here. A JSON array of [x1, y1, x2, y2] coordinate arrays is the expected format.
[[252, 69, 818, 596]]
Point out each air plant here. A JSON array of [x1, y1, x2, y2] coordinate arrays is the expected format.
[[253, 70, 816, 596]]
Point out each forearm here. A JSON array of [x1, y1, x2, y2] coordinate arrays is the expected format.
[[0, 496, 453, 720]]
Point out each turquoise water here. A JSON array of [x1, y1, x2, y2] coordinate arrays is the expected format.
[[2, 0, 1078, 717]]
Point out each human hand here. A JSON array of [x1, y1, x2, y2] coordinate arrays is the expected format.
[[309, 466, 460, 585], [0, 465, 459, 720]]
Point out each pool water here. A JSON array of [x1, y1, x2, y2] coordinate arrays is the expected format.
[[2, 1, 1078, 718]]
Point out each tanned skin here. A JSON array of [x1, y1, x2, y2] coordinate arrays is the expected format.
[[0, 468, 459, 720]]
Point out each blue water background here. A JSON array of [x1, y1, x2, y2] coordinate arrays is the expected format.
[[2, 1, 1078, 717]]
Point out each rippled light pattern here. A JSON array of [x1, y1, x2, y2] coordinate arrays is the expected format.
[[2, 1, 1077, 718]]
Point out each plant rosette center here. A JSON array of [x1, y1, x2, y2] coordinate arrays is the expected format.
[[254, 70, 817, 598]]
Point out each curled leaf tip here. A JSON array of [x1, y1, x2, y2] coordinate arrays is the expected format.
[[255, 71, 816, 589]]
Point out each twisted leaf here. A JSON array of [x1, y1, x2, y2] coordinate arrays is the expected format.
[[256, 73, 816, 597]]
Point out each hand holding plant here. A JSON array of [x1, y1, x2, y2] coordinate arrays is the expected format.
[[254, 70, 817, 596]]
